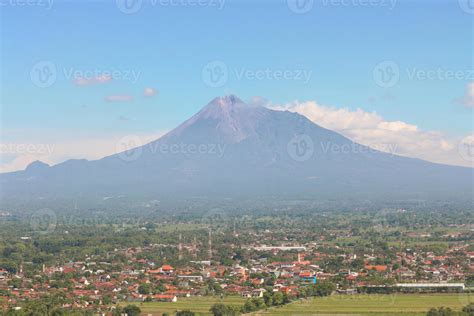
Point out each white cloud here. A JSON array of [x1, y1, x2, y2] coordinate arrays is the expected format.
[[457, 82, 474, 108], [269, 100, 472, 168], [0, 132, 167, 173], [105, 95, 134, 102], [73, 75, 112, 86], [144, 87, 157, 97]]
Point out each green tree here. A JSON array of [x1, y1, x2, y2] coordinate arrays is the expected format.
[[242, 299, 257, 312], [210, 303, 239, 316], [122, 305, 141, 316], [426, 306, 456, 316], [176, 311, 195, 316], [263, 291, 273, 306], [138, 283, 151, 295], [462, 303, 474, 315], [312, 281, 335, 297], [272, 292, 284, 306]]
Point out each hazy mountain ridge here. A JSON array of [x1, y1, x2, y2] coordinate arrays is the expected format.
[[1, 95, 472, 202]]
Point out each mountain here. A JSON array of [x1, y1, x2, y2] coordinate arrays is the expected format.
[[1, 95, 472, 202]]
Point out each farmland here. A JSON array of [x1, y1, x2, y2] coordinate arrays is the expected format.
[[123, 296, 246, 315], [124, 294, 473, 315], [260, 293, 473, 316]]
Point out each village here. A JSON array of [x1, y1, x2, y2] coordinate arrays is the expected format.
[[0, 233, 472, 313]]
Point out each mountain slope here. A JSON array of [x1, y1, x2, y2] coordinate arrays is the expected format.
[[1, 95, 472, 201]]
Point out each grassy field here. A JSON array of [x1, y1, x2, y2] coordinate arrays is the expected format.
[[125, 293, 473, 315], [124, 296, 245, 315], [259, 293, 473, 316]]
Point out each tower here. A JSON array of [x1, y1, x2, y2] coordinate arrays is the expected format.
[[208, 228, 212, 260], [178, 233, 183, 261], [193, 236, 198, 258]]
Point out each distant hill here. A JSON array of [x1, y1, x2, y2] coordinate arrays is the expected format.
[[1, 95, 472, 203]]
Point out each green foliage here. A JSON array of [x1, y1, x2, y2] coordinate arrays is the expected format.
[[263, 291, 273, 306], [463, 303, 474, 315], [210, 303, 239, 316], [272, 291, 284, 306], [241, 299, 257, 313], [122, 305, 141, 316], [426, 306, 457, 316], [312, 281, 336, 297], [138, 283, 151, 295]]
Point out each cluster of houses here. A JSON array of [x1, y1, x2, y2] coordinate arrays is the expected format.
[[0, 240, 472, 311]]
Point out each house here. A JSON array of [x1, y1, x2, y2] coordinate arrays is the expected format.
[[153, 294, 177, 302], [241, 291, 252, 298], [252, 288, 266, 298], [365, 265, 388, 272], [160, 265, 174, 274], [177, 275, 203, 282], [299, 271, 317, 284]]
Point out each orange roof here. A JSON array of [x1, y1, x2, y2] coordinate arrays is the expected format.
[[299, 271, 312, 277], [365, 265, 387, 272], [293, 260, 311, 265], [161, 265, 174, 271], [154, 294, 176, 299]]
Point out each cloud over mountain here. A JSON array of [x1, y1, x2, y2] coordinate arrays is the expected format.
[[268, 100, 471, 168]]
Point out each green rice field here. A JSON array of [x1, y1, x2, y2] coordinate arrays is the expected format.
[[125, 293, 473, 315]]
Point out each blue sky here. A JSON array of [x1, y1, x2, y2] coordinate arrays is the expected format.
[[1, 0, 473, 170]]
